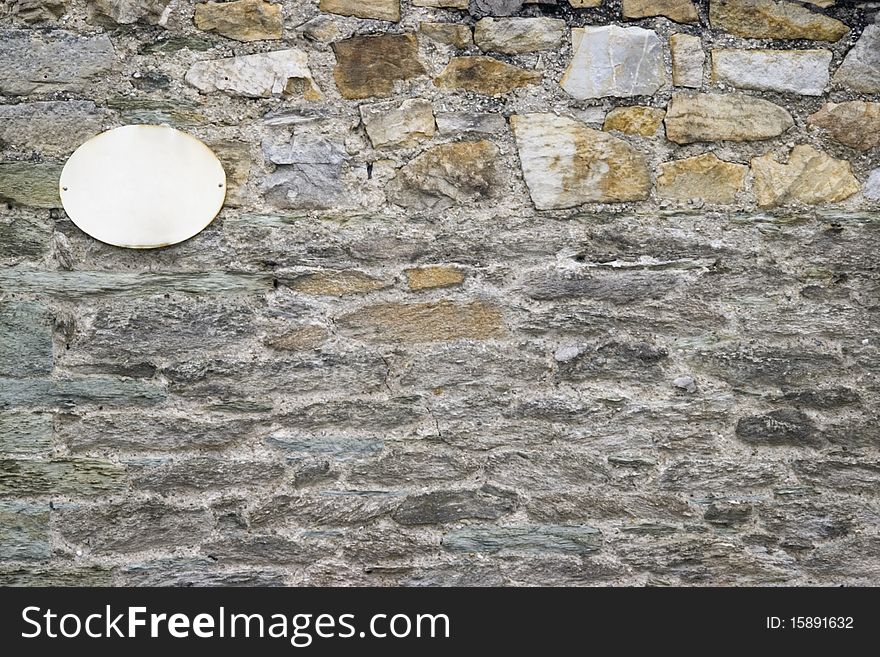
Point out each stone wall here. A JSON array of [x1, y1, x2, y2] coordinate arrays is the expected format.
[[1, 0, 880, 586]]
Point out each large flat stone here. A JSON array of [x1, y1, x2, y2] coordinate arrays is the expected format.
[[88, 0, 171, 24], [808, 101, 880, 151], [670, 33, 704, 88], [386, 140, 500, 211], [709, 0, 849, 41], [474, 17, 566, 54], [320, 0, 400, 21], [185, 50, 321, 99], [751, 145, 860, 207], [0, 412, 52, 455], [510, 113, 651, 209], [444, 525, 602, 554], [0, 31, 116, 95], [0, 503, 49, 561], [561, 25, 666, 100], [0, 163, 62, 209], [360, 99, 436, 149], [262, 134, 347, 210], [833, 24, 880, 93], [0, 102, 105, 156], [623, 0, 698, 23], [337, 300, 505, 343], [434, 56, 541, 96], [712, 48, 831, 96], [332, 34, 424, 100], [0, 303, 53, 377], [194, 0, 284, 42], [664, 92, 794, 144], [0, 459, 125, 497], [656, 153, 748, 204]]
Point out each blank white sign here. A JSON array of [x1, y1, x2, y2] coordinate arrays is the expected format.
[[60, 125, 226, 249]]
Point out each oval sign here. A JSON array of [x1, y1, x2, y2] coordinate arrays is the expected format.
[[60, 125, 226, 249]]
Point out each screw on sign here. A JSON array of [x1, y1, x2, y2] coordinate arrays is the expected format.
[[60, 125, 226, 249]]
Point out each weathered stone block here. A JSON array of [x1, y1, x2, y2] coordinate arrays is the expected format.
[[0, 412, 52, 455], [709, 0, 848, 41], [0, 377, 166, 410], [444, 525, 602, 554], [131, 457, 285, 493], [833, 24, 880, 93], [386, 141, 500, 211], [712, 49, 832, 96], [510, 113, 651, 209], [474, 17, 566, 54], [186, 50, 320, 99], [665, 93, 793, 143], [0, 502, 49, 561], [0, 216, 51, 263], [338, 300, 505, 343], [0, 30, 115, 95], [320, 0, 400, 21], [360, 99, 436, 149], [0, 458, 125, 497], [332, 34, 425, 100], [0, 163, 62, 209], [393, 486, 517, 525], [434, 56, 541, 96], [55, 501, 213, 554], [561, 26, 665, 100], [0, 102, 104, 156], [194, 0, 283, 42], [0, 303, 53, 377], [735, 408, 820, 446]]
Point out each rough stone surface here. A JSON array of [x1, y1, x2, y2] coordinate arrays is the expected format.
[[386, 140, 500, 211], [657, 153, 748, 204], [0, 102, 104, 156], [751, 145, 861, 207], [10, 0, 66, 22], [0, 31, 116, 95], [709, 0, 849, 41], [434, 56, 541, 96], [665, 92, 794, 143], [603, 106, 666, 136], [561, 26, 666, 99], [474, 17, 566, 54], [0, 303, 53, 378], [405, 266, 466, 291], [808, 101, 880, 150], [262, 134, 347, 210], [469, 0, 523, 16], [89, 0, 171, 25], [511, 113, 651, 209], [338, 300, 505, 342], [332, 34, 424, 99], [185, 49, 320, 99], [320, 0, 400, 21], [361, 99, 436, 149], [2, 3, 880, 588], [670, 33, 704, 88], [735, 409, 820, 446], [0, 163, 62, 209], [420, 22, 473, 48], [711, 49, 832, 96], [833, 25, 880, 93], [866, 169, 880, 201], [623, 0, 698, 23], [194, 0, 284, 42]]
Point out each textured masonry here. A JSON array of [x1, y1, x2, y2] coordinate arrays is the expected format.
[[1, 0, 880, 586]]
